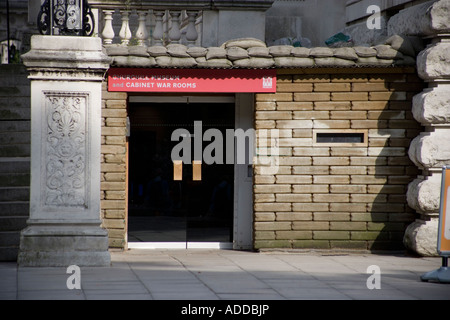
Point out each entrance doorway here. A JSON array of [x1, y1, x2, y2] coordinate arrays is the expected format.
[[127, 96, 244, 248]]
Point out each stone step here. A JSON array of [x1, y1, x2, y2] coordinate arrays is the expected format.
[[0, 158, 30, 173], [0, 231, 20, 247], [0, 145, 30, 158], [0, 172, 30, 187], [0, 65, 30, 262], [0, 216, 28, 232], [0, 65, 29, 87], [0, 96, 30, 106], [0, 97, 30, 120], [0, 105, 30, 120], [0, 187, 29, 202], [0, 132, 30, 146], [0, 246, 19, 262], [0, 201, 29, 217], [0, 85, 30, 97], [0, 121, 30, 133]]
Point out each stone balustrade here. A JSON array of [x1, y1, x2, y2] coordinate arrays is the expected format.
[[98, 8, 202, 47]]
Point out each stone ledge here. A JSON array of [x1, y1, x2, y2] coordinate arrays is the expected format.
[[105, 36, 420, 69]]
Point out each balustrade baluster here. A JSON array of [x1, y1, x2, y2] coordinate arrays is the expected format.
[[119, 10, 132, 45], [136, 10, 149, 46], [101, 10, 115, 45], [185, 11, 198, 47], [153, 10, 164, 46], [168, 11, 181, 44], [96, 5, 203, 47]]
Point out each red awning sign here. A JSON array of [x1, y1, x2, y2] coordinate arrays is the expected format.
[[108, 68, 277, 93]]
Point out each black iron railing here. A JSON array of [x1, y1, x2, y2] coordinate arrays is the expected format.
[[37, 0, 95, 36]]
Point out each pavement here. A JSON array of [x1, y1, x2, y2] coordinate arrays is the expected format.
[[0, 249, 449, 301]]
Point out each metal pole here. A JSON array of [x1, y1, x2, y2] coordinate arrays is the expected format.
[[443, 256, 448, 268], [6, 0, 10, 64]]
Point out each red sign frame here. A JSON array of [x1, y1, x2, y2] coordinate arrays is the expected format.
[[107, 68, 277, 93]]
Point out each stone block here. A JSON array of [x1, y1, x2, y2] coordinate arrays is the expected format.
[[330, 241, 368, 250], [313, 231, 350, 240], [387, 0, 450, 37], [313, 194, 349, 203], [254, 212, 276, 221], [277, 83, 313, 93], [276, 175, 312, 184], [293, 203, 329, 212], [403, 218, 438, 256], [332, 92, 368, 101], [330, 184, 367, 194], [292, 221, 329, 231], [292, 240, 330, 249], [330, 222, 366, 231], [276, 193, 312, 203], [254, 231, 276, 240], [276, 231, 312, 240], [276, 212, 312, 221], [292, 184, 329, 194], [412, 87, 450, 125], [330, 111, 367, 120], [254, 203, 291, 212], [254, 221, 292, 231], [406, 174, 441, 214], [352, 83, 389, 92], [313, 212, 350, 221], [276, 120, 313, 129], [257, 93, 293, 102], [417, 41, 450, 80], [277, 102, 313, 111], [294, 92, 330, 102], [314, 83, 351, 92], [351, 101, 389, 110], [313, 120, 350, 129], [330, 203, 367, 212], [408, 130, 450, 169], [254, 240, 291, 249], [369, 91, 406, 101], [350, 231, 388, 241]]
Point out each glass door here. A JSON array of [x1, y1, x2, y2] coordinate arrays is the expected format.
[[127, 102, 235, 246]]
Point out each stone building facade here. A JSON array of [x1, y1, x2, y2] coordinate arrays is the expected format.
[[0, 0, 449, 266], [99, 37, 425, 252]]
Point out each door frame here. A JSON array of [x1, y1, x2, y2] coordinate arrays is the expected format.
[[126, 93, 254, 250]]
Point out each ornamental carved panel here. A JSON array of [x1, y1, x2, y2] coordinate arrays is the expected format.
[[43, 91, 89, 208]]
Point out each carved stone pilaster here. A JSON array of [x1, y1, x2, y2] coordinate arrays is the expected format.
[[18, 35, 111, 266]]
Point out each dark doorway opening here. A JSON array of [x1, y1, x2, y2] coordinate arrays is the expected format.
[[127, 102, 235, 244]]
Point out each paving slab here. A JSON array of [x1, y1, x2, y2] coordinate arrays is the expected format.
[[0, 249, 449, 301]]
